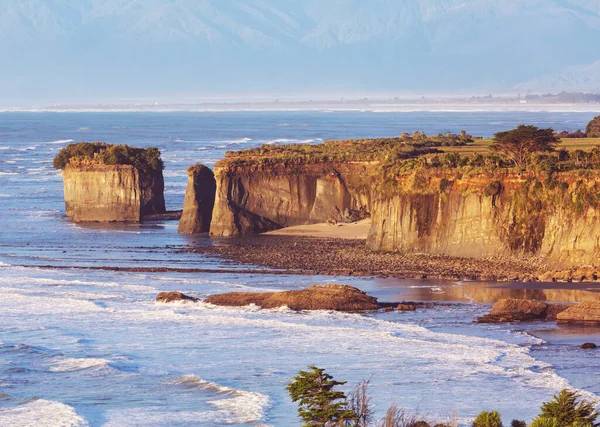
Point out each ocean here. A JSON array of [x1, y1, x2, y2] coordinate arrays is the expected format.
[[0, 110, 599, 426]]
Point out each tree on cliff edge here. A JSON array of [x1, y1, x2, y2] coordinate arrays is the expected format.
[[586, 115, 600, 138], [287, 366, 356, 426], [492, 125, 559, 168]]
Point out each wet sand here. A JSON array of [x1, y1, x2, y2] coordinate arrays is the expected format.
[[190, 235, 541, 281]]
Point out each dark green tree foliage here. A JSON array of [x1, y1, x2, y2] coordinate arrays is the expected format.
[[53, 142, 164, 175], [511, 420, 526, 427], [534, 389, 599, 427], [587, 116, 600, 138], [492, 125, 560, 167], [286, 366, 356, 427], [472, 411, 503, 427]]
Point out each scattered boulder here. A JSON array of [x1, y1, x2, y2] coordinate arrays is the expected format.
[[477, 298, 569, 323], [581, 343, 597, 349], [397, 303, 417, 312], [206, 284, 380, 312], [156, 291, 199, 303], [557, 301, 600, 324]]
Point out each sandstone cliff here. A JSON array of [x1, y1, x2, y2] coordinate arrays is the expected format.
[[366, 171, 600, 267], [178, 164, 216, 233], [63, 164, 165, 222], [210, 162, 373, 236]]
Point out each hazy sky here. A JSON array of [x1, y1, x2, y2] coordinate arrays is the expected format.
[[2, 0, 600, 106]]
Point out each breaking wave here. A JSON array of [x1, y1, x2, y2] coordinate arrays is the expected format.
[[48, 357, 110, 372], [168, 375, 271, 424]]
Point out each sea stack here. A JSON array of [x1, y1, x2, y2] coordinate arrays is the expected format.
[[178, 164, 216, 233], [54, 142, 166, 222]]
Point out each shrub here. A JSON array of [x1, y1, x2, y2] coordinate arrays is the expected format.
[[472, 411, 503, 427], [510, 420, 526, 427], [530, 418, 560, 427]]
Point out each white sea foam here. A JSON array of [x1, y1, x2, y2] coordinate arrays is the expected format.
[[0, 262, 11, 267], [263, 138, 316, 145], [221, 137, 252, 144], [0, 399, 89, 427], [0, 171, 18, 175], [0, 291, 104, 315], [47, 139, 74, 144], [48, 357, 110, 372]]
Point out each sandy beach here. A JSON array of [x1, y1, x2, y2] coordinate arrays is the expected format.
[[264, 219, 371, 239]]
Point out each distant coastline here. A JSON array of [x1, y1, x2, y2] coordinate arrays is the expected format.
[[2, 93, 600, 113]]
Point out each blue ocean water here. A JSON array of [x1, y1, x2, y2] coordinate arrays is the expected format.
[[0, 111, 599, 426]]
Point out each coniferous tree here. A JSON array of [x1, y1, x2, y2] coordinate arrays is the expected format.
[[286, 366, 356, 427], [534, 389, 599, 427]]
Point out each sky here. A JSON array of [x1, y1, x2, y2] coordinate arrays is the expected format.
[[1, 0, 600, 106]]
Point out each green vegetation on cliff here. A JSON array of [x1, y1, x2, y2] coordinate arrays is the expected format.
[[53, 142, 164, 175]]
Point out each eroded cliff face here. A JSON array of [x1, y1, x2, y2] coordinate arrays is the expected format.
[[178, 165, 216, 233], [209, 162, 373, 236], [366, 172, 600, 268], [63, 164, 165, 222]]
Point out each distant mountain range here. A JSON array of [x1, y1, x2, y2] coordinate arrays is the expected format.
[[2, 0, 600, 104]]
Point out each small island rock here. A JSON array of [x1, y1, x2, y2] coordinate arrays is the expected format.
[[580, 343, 597, 349]]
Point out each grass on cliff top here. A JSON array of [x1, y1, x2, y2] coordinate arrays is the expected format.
[[53, 142, 164, 175], [219, 136, 470, 169]]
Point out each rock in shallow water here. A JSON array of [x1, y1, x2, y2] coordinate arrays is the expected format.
[[205, 284, 380, 312], [156, 291, 199, 303], [580, 342, 597, 349], [477, 298, 569, 323]]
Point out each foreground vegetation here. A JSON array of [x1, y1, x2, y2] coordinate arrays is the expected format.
[[53, 142, 164, 175], [288, 366, 599, 427]]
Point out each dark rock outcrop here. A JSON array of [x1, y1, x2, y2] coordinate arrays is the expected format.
[[477, 298, 569, 323], [205, 284, 380, 312], [397, 302, 434, 311], [156, 291, 199, 303], [556, 301, 600, 324], [581, 343, 597, 349], [178, 164, 217, 233]]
